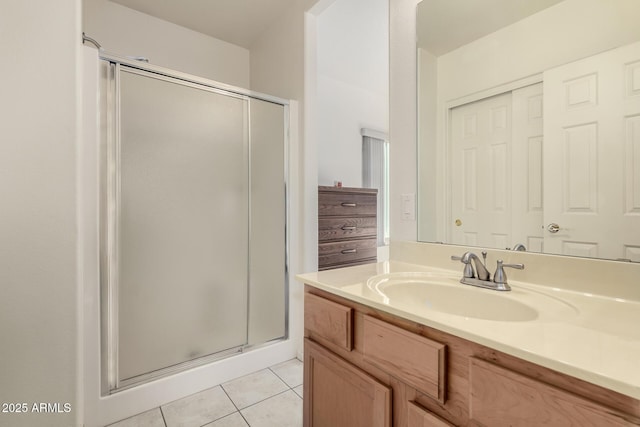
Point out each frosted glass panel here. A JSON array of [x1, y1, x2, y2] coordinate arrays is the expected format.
[[248, 99, 286, 345], [117, 70, 249, 381]]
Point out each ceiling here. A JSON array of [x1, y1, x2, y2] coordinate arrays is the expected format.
[[417, 0, 565, 56], [110, 0, 299, 49], [110, 0, 565, 55]]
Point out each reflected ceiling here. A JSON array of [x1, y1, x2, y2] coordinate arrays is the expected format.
[[417, 0, 564, 56]]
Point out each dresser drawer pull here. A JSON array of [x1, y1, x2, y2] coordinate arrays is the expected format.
[[341, 225, 357, 231], [341, 249, 357, 254], [341, 202, 357, 207]]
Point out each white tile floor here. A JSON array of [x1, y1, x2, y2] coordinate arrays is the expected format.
[[108, 359, 303, 427]]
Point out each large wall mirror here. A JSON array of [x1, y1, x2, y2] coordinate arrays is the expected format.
[[417, 0, 640, 262]]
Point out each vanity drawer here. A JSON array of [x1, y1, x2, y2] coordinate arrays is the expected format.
[[363, 315, 446, 403], [318, 216, 377, 242], [318, 238, 377, 268], [469, 357, 635, 426], [318, 191, 377, 216], [305, 293, 354, 351]]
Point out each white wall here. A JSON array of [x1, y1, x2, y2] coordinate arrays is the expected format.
[[0, 1, 81, 426], [437, 0, 640, 102], [417, 47, 438, 242], [249, 0, 319, 360], [389, 0, 420, 242], [83, 0, 250, 87], [316, 0, 389, 188]]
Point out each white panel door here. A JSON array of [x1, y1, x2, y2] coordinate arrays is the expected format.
[[450, 92, 512, 249], [544, 40, 640, 260], [511, 83, 544, 253]]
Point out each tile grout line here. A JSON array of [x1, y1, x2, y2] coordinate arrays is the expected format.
[[268, 364, 304, 391], [238, 389, 302, 427], [228, 370, 302, 427], [159, 406, 168, 427], [219, 384, 251, 427], [268, 366, 290, 389], [220, 384, 241, 412], [237, 388, 299, 414], [267, 364, 303, 399], [225, 388, 301, 427]]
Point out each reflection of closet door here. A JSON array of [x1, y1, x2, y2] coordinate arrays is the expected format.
[[450, 92, 512, 249], [544, 40, 640, 261], [511, 83, 544, 252]]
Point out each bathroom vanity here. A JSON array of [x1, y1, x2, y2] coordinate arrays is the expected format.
[[298, 242, 640, 426]]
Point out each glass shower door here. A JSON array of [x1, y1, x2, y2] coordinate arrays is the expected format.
[[112, 68, 249, 385]]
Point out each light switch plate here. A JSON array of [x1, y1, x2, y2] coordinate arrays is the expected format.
[[402, 193, 415, 221]]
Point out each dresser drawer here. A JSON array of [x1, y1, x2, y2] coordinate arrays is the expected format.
[[318, 191, 377, 217], [305, 293, 354, 351], [318, 216, 377, 242], [318, 238, 377, 268], [363, 316, 446, 403]]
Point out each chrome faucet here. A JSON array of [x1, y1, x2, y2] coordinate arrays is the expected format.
[[451, 252, 524, 291], [459, 251, 490, 280]]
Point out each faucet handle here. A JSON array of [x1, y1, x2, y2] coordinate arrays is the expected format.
[[503, 261, 525, 270], [493, 260, 524, 286], [451, 254, 474, 278]]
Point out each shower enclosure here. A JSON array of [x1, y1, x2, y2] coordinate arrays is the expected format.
[[99, 55, 288, 392]]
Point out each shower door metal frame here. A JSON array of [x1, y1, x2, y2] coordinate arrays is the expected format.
[[99, 53, 290, 394]]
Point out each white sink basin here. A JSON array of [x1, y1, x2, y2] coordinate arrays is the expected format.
[[365, 272, 577, 322]]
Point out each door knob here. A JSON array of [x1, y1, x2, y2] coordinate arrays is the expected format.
[[547, 223, 560, 233]]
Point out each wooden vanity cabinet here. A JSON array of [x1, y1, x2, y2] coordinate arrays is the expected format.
[[303, 287, 640, 427]]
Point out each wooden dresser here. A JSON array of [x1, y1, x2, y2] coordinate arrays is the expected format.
[[318, 186, 377, 270]]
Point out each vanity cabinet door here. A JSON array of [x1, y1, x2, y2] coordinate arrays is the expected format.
[[407, 401, 454, 427], [304, 338, 392, 427], [469, 357, 638, 426]]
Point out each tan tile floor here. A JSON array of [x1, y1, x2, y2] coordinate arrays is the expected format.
[[108, 359, 303, 427]]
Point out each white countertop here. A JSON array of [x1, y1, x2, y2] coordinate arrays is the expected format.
[[297, 260, 640, 400]]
